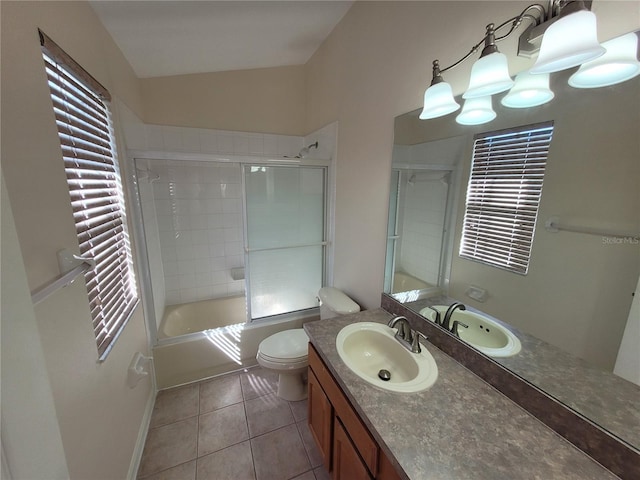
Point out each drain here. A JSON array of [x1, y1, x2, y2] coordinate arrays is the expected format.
[[378, 369, 391, 381]]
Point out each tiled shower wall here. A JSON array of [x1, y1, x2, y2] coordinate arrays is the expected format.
[[147, 160, 246, 305], [397, 172, 448, 286]]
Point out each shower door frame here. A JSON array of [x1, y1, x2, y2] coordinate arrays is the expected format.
[[384, 165, 459, 295], [125, 151, 332, 347], [241, 162, 331, 324]]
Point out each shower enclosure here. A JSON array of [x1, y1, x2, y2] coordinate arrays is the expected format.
[[132, 157, 328, 346], [384, 134, 465, 301], [385, 168, 454, 300]]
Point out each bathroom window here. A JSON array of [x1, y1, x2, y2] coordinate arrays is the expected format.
[[40, 30, 138, 360], [460, 121, 554, 275]]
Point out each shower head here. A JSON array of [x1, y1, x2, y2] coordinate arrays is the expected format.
[[296, 141, 319, 158]]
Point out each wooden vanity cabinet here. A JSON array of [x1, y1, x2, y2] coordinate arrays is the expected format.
[[308, 343, 403, 480]]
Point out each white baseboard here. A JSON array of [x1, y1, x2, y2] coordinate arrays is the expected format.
[[127, 389, 156, 480]]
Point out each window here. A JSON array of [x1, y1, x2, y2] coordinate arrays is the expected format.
[[460, 121, 554, 275], [40, 30, 138, 359]]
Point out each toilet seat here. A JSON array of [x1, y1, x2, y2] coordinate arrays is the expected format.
[[257, 329, 309, 362]]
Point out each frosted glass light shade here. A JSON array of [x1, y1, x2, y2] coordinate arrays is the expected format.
[[568, 32, 640, 88], [456, 96, 496, 125], [530, 10, 605, 74], [463, 52, 514, 99], [419, 82, 460, 120], [501, 71, 554, 108]]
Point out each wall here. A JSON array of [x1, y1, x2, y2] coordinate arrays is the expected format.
[[304, 1, 639, 369], [141, 65, 306, 135], [0, 2, 152, 479]]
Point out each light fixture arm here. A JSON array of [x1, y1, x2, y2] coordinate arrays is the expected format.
[[436, 3, 546, 76]]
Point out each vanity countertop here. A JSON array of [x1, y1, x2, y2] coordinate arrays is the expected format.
[[304, 308, 619, 480]]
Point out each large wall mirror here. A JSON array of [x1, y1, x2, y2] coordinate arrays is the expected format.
[[384, 30, 639, 453]]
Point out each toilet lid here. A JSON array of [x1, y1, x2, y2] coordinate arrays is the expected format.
[[258, 329, 309, 361]]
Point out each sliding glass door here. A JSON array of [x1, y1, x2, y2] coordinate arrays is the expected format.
[[244, 165, 326, 320]]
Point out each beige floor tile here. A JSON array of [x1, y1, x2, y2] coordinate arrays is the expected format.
[[199, 373, 243, 414], [150, 383, 199, 428], [196, 440, 256, 480], [313, 466, 331, 480], [291, 471, 316, 480], [251, 424, 311, 480], [289, 398, 308, 422], [198, 402, 249, 456], [137, 460, 196, 480], [296, 420, 323, 468], [245, 392, 295, 437], [138, 417, 198, 478], [240, 368, 278, 400]]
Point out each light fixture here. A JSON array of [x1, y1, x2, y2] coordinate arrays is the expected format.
[[568, 32, 640, 88], [463, 24, 514, 99], [501, 71, 554, 108], [529, 3, 605, 74], [456, 96, 496, 125], [419, 60, 460, 119], [419, 1, 638, 125]]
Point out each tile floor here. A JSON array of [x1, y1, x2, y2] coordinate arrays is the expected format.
[[138, 367, 330, 480]]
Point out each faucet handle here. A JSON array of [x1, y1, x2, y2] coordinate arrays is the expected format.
[[425, 306, 442, 326], [451, 320, 469, 338], [411, 330, 428, 353]]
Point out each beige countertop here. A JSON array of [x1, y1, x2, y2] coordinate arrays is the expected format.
[[304, 308, 618, 480]]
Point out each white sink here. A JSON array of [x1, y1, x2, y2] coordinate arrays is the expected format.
[[336, 322, 438, 393], [420, 305, 521, 358]]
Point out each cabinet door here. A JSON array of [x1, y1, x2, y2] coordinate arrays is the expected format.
[[333, 418, 372, 480], [308, 368, 333, 471]]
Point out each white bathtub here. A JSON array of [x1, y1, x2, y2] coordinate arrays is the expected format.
[[153, 296, 320, 388], [391, 272, 441, 302], [159, 296, 247, 338]]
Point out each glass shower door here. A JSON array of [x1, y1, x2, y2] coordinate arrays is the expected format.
[[244, 165, 326, 320]]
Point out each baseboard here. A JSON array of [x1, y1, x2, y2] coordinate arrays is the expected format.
[[127, 389, 156, 480]]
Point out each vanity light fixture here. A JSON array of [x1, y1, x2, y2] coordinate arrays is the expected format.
[[501, 71, 554, 108], [568, 32, 640, 88], [463, 24, 514, 99], [529, 3, 604, 74], [420, 0, 639, 123], [419, 60, 460, 119], [456, 96, 497, 125]]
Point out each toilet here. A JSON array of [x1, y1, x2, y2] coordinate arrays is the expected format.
[[256, 287, 360, 401]]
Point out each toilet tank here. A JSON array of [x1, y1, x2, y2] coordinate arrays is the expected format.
[[318, 287, 360, 319]]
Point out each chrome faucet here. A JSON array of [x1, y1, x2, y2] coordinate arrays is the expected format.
[[388, 316, 428, 354], [442, 302, 466, 330], [388, 316, 413, 343]]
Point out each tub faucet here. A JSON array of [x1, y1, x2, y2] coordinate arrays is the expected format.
[[388, 316, 413, 343], [443, 302, 466, 330]]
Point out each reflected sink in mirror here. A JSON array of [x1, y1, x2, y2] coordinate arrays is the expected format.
[[336, 322, 438, 393], [420, 306, 521, 358]]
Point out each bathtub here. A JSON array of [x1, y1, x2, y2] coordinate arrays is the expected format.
[[153, 296, 320, 388], [391, 272, 441, 302], [159, 296, 247, 338]]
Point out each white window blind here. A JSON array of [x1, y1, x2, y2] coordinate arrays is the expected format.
[[460, 121, 554, 275], [40, 30, 138, 360]]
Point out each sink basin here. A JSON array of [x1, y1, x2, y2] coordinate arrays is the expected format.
[[420, 306, 521, 358], [336, 322, 438, 393]]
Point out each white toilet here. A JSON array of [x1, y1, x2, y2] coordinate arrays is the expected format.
[[256, 287, 360, 401]]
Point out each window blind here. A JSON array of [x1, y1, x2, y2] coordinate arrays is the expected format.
[[40, 30, 138, 360], [460, 121, 554, 275]]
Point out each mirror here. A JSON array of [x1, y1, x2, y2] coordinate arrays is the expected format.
[[384, 31, 640, 451]]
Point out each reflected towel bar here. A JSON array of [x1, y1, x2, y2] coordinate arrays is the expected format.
[[31, 255, 95, 305], [545, 216, 640, 239]]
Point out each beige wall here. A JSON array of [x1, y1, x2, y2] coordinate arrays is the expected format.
[[141, 65, 306, 135], [304, 1, 639, 368], [1, 2, 152, 479]]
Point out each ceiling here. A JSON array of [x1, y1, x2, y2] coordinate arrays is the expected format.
[[90, 1, 353, 78]]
